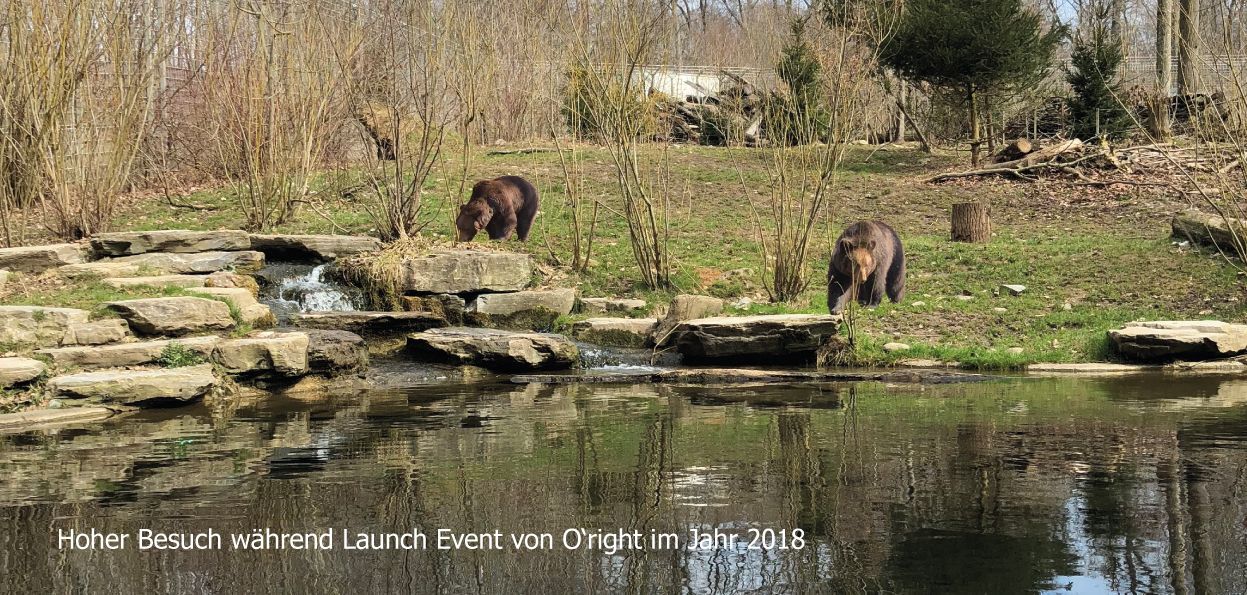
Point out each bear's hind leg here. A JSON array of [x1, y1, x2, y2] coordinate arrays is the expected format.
[[515, 213, 534, 241]]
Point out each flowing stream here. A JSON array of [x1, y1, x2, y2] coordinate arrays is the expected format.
[[257, 263, 361, 319]]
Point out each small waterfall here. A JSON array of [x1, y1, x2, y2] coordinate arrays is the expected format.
[[258, 263, 361, 320]]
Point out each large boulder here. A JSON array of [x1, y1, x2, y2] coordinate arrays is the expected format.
[[58, 250, 265, 279], [406, 327, 579, 371], [1108, 320, 1247, 361], [467, 288, 576, 329], [652, 295, 724, 343], [0, 243, 88, 274], [303, 329, 369, 375], [90, 230, 250, 256], [578, 297, 647, 315], [60, 319, 130, 346], [35, 336, 220, 370], [0, 306, 90, 348], [48, 364, 218, 406], [212, 332, 309, 377], [186, 287, 275, 328], [290, 311, 446, 336], [658, 314, 841, 362], [0, 357, 46, 388], [570, 318, 658, 348], [1172, 209, 1245, 254], [104, 297, 235, 336], [248, 234, 381, 262], [103, 275, 210, 290], [397, 250, 531, 294]]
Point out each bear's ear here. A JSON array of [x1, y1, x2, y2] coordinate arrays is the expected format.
[[866, 239, 876, 251]]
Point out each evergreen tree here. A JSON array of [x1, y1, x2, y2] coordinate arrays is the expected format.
[[880, 0, 1065, 164], [1066, 31, 1133, 141], [770, 18, 827, 145]]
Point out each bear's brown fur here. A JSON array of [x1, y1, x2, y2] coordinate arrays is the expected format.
[[827, 220, 906, 313], [456, 176, 540, 242]]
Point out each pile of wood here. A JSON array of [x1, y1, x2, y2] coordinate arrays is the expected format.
[[929, 137, 1244, 190], [655, 72, 766, 146]]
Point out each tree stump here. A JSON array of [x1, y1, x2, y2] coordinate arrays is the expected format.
[[951, 203, 991, 243]]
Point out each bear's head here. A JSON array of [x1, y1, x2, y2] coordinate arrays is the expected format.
[[839, 237, 877, 287], [456, 201, 494, 242]]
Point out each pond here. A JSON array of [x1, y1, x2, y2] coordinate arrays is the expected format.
[[1, 374, 1246, 594]]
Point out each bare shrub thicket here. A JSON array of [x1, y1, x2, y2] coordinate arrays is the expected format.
[[192, 0, 355, 232], [565, 0, 681, 289], [330, 0, 455, 241], [0, 0, 177, 243], [752, 18, 874, 303]]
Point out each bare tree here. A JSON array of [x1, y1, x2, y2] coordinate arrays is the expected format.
[[0, 0, 178, 243], [752, 17, 871, 303], [1177, 0, 1202, 94], [337, 0, 454, 241], [565, 0, 680, 289]]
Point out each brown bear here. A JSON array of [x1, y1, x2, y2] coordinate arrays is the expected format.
[[827, 220, 906, 313], [456, 175, 540, 242]]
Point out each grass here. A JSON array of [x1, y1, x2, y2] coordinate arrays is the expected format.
[[156, 341, 206, 368], [0, 275, 194, 318], [5, 143, 1241, 369]]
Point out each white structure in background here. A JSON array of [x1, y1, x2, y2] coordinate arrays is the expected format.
[[632, 66, 769, 101]]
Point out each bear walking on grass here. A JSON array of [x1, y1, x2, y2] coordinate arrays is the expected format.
[[455, 175, 539, 242], [827, 221, 906, 314]]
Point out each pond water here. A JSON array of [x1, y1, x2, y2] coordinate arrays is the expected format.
[[2, 374, 1246, 594]]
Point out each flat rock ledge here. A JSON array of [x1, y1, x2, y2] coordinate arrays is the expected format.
[[512, 367, 994, 386], [48, 364, 218, 406], [0, 357, 46, 388], [212, 332, 309, 377], [91, 230, 250, 256], [58, 250, 265, 279], [0, 243, 88, 274], [36, 336, 220, 370], [1026, 363, 1159, 375], [396, 250, 532, 294], [0, 306, 90, 348], [467, 288, 576, 329], [0, 407, 114, 431], [1108, 320, 1247, 362], [104, 297, 235, 336], [578, 297, 647, 315], [291, 311, 446, 337], [658, 314, 842, 362], [571, 317, 657, 348], [406, 327, 579, 372], [249, 234, 381, 262]]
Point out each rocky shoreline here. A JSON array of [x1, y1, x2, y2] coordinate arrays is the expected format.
[[1, 229, 1245, 431]]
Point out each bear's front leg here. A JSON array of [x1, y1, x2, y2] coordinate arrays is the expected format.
[[827, 274, 853, 314], [862, 274, 886, 307]]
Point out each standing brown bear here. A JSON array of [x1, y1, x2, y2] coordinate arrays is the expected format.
[[827, 220, 906, 313], [455, 175, 539, 242]]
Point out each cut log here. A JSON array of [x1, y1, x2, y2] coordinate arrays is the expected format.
[[951, 203, 992, 243], [1172, 209, 1246, 257], [994, 138, 1033, 162]]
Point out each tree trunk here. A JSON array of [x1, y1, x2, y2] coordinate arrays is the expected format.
[[894, 81, 907, 143], [951, 203, 991, 243], [968, 89, 982, 166], [1177, 0, 1200, 95], [1155, 0, 1175, 138]]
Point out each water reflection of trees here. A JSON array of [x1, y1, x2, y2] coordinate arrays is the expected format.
[[0, 378, 1245, 593]]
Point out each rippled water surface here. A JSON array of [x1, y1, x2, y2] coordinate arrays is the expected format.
[[2, 375, 1246, 594]]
